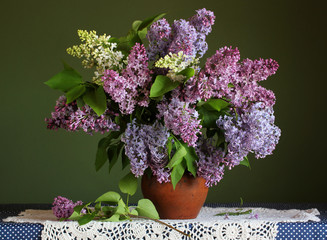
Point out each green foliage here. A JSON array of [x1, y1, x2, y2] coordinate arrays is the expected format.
[[95, 131, 122, 172], [240, 156, 251, 169], [150, 75, 180, 98], [167, 142, 187, 168], [44, 63, 83, 92], [66, 85, 86, 104], [83, 86, 107, 116], [135, 199, 160, 220], [171, 160, 186, 190], [182, 143, 198, 177], [177, 67, 195, 81], [197, 98, 230, 129], [95, 191, 121, 204], [118, 172, 138, 196]]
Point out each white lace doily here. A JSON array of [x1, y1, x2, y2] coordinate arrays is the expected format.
[[3, 207, 320, 240]]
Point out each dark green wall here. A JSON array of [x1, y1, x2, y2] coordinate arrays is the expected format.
[[1, 0, 326, 204]]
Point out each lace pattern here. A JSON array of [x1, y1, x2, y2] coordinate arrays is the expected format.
[[3, 207, 320, 240]]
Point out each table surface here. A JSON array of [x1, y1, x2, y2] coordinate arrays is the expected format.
[[1, 203, 327, 240]]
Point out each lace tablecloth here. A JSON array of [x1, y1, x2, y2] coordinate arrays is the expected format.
[[2, 207, 320, 240]]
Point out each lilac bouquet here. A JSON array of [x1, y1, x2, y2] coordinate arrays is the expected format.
[[45, 9, 281, 189]]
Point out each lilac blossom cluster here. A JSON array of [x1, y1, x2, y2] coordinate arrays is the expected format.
[[121, 120, 171, 183], [102, 43, 152, 114], [45, 96, 119, 135], [184, 46, 278, 107], [147, 8, 215, 60], [52, 196, 84, 219], [217, 102, 281, 164], [157, 96, 202, 147], [195, 138, 226, 187]]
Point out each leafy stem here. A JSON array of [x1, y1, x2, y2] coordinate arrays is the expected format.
[[215, 209, 252, 216]]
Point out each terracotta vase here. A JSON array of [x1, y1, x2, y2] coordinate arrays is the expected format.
[[141, 174, 209, 219]]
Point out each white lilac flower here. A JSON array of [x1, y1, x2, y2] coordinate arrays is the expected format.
[[67, 30, 126, 83]]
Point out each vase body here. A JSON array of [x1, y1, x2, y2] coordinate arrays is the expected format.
[[141, 174, 208, 219]]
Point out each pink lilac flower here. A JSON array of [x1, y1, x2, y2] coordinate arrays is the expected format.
[[189, 46, 279, 108], [52, 196, 84, 219], [229, 58, 279, 108], [157, 97, 202, 147], [102, 43, 151, 114], [45, 96, 119, 135], [121, 120, 171, 183], [69, 105, 119, 135], [195, 137, 226, 187], [45, 95, 77, 130], [146, 18, 172, 61]]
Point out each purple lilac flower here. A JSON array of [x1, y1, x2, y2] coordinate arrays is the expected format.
[[157, 97, 202, 147], [146, 18, 172, 61], [195, 137, 226, 187], [52, 196, 84, 219], [121, 120, 171, 183], [217, 102, 281, 164], [189, 8, 215, 35], [249, 213, 259, 219], [102, 43, 151, 114], [168, 19, 198, 57], [189, 8, 215, 57]]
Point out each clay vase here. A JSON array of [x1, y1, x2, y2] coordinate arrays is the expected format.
[[141, 174, 209, 219]]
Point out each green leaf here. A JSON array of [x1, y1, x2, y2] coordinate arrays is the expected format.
[[240, 156, 251, 169], [167, 143, 187, 169], [115, 199, 127, 215], [83, 86, 107, 116], [65, 84, 86, 104], [130, 208, 138, 216], [136, 199, 159, 219], [182, 143, 198, 177], [167, 136, 173, 160], [45, 63, 83, 92], [78, 213, 95, 226], [95, 202, 101, 212], [122, 149, 130, 170], [177, 67, 195, 81], [138, 13, 166, 30], [108, 145, 118, 173], [171, 160, 186, 190], [95, 131, 121, 172], [103, 213, 120, 222], [118, 172, 138, 196], [150, 75, 180, 98], [137, 28, 148, 40], [197, 107, 221, 128], [202, 98, 230, 112], [68, 211, 82, 221], [76, 97, 85, 109], [95, 191, 121, 204], [132, 20, 142, 31]]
